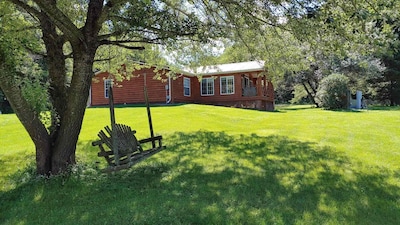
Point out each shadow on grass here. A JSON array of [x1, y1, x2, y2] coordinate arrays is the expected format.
[[323, 106, 400, 113], [276, 105, 316, 111], [89, 103, 187, 109], [1, 131, 399, 224], [329, 108, 365, 113], [367, 106, 400, 111]]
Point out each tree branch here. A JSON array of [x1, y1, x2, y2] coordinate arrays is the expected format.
[[7, 0, 41, 18], [97, 0, 130, 29], [32, 0, 83, 46], [112, 43, 145, 50], [98, 39, 146, 49], [84, 0, 106, 39]]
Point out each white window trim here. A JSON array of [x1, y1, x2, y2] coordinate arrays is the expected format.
[[183, 77, 191, 97], [220, 76, 235, 95], [104, 79, 112, 98], [201, 77, 214, 96]]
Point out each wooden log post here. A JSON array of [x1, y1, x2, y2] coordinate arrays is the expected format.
[[143, 74, 156, 149], [108, 82, 120, 165]]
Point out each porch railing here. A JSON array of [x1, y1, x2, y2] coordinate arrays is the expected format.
[[242, 87, 257, 97]]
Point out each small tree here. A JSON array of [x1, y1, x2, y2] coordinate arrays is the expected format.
[[316, 73, 350, 110]]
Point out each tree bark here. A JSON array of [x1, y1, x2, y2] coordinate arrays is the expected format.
[[302, 82, 319, 107], [45, 0, 103, 174], [38, 10, 69, 170], [50, 50, 95, 173]]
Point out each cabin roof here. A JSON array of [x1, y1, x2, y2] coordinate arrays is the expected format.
[[184, 61, 265, 76], [94, 61, 266, 77]]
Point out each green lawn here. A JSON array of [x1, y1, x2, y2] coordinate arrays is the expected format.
[[0, 104, 399, 224]]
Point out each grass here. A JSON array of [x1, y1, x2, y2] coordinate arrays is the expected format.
[[0, 104, 399, 224]]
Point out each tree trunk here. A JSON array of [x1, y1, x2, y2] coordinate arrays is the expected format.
[[39, 10, 74, 174], [36, 5, 98, 174], [390, 80, 396, 106], [4, 0, 106, 175], [302, 82, 319, 107], [2, 60, 94, 175], [307, 80, 318, 96], [40, 13, 68, 140], [1, 21, 97, 176], [50, 51, 95, 173]]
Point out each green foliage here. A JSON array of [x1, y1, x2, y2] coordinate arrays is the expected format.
[[215, 28, 310, 77], [297, 52, 387, 105], [316, 73, 350, 109], [278, 0, 400, 106], [312, 52, 386, 98], [0, 2, 49, 113], [274, 71, 295, 104], [286, 0, 400, 57], [20, 79, 50, 113], [375, 43, 400, 105], [1, 51, 49, 115]]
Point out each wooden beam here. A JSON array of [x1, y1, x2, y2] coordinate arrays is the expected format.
[[143, 74, 156, 149]]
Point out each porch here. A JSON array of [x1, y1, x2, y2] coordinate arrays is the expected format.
[[241, 74, 274, 110]]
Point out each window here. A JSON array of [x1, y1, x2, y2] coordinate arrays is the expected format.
[[184, 77, 191, 96], [201, 77, 214, 96], [220, 76, 234, 95], [104, 79, 112, 98]]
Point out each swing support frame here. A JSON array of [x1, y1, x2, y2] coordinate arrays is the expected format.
[[92, 74, 166, 173]]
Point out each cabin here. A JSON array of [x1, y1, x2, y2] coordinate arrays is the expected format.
[[89, 61, 274, 111]]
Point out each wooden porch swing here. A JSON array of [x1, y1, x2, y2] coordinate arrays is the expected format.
[[92, 75, 166, 173]]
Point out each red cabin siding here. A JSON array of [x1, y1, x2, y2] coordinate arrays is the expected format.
[[91, 68, 169, 106], [90, 63, 275, 111], [170, 75, 195, 103], [194, 73, 243, 104]]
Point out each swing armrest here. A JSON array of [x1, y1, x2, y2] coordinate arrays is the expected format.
[[92, 140, 104, 146], [138, 135, 163, 148]]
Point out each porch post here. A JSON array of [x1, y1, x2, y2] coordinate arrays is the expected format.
[[256, 76, 263, 96], [263, 75, 267, 96]]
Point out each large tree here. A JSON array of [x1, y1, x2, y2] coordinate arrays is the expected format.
[[1, 0, 296, 175], [0, 0, 218, 175]]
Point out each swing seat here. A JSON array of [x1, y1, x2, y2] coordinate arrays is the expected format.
[[92, 123, 166, 172]]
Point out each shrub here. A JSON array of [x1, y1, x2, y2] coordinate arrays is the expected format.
[[316, 73, 349, 109]]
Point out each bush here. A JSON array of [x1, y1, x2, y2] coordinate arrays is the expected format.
[[316, 73, 349, 109]]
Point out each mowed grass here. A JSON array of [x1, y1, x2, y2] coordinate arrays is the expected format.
[[0, 104, 399, 224]]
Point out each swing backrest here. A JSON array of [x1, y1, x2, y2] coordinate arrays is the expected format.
[[94, 123, 141, 166]]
